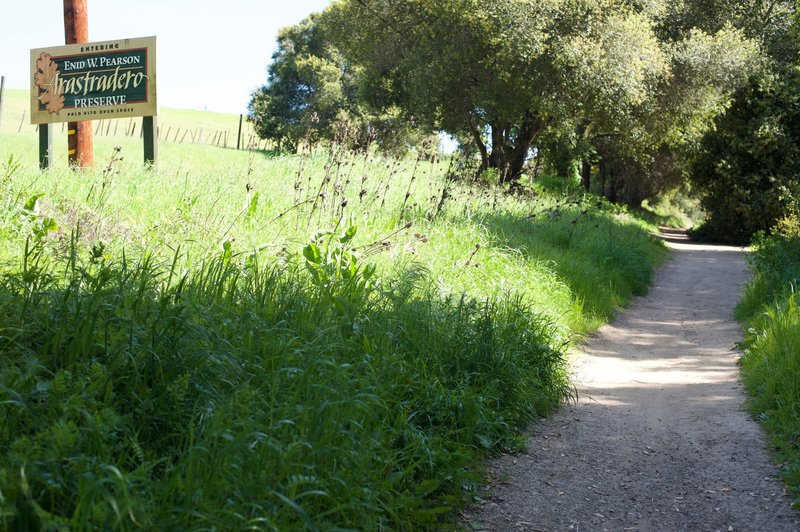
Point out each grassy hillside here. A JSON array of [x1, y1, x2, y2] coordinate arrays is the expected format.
[[0, 112, 666, 528]]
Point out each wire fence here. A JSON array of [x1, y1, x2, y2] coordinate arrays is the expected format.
[[1, 91, 269, 151]]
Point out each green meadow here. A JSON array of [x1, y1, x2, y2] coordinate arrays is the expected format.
[[0, 92, 666, 529]]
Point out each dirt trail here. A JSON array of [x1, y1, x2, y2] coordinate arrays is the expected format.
[[469, 231, 800, 531]]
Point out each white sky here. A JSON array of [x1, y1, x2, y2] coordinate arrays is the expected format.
[[0, 0, 332, 113]]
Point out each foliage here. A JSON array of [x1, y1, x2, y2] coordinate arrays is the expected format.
[[655, 0, 796, 62], [739, 221, 800, 319], [247, 15, 351, 152], [691, 71, 800, 244], [640, 185, 705, 229], [685, 0, 800, 242], [0, 233, 570, 529], [738, 228, 800, 506], [248, 14, 428, 155], [247, 0, 771, 214], [580, 18, 764, 207], [314, 0, 762, 207]]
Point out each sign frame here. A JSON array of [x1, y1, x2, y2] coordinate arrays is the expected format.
[[30, 36, 156, 125]]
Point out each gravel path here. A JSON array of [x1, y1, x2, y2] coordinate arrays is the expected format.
[[467, 231, 800, 531]]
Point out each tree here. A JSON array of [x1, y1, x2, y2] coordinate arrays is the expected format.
[[691, 66, 800, 244], [248, 15, 348, 152], [655, 0, 795, 61], [685, 0, 799, 242], [324, 0, 762, 195], [534, 8, 763, 205], [249, 14, 433, 155], [324, 0, 672, 184], [587, 24, 764, 205]]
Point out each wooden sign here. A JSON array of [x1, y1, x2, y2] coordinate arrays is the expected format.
[[30, 36, 157, 125]]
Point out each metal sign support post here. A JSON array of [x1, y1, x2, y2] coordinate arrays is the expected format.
[[143, 116, 157, 164], [39, 124, 53, 169]]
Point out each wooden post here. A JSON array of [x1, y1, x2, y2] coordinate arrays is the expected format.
[[143, 116, 157, 164], [39, 124, 53, 169], [0, 75, 5, 132], [64, 0, 94, 168], [237, 114, 243, 150]]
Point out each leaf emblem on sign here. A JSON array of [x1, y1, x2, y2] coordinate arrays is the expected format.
[[34, 52, 65, 114]]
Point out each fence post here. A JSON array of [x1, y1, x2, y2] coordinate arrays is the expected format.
[[39, 124, 53, 169], [237, 114, 243, 150], [0, 75, 5, 132]]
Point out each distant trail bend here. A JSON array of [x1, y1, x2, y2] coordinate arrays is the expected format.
[[469, 230, 800, 531]]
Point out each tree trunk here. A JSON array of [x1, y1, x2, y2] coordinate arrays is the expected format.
[[599, 160, 606, 197], [581, 158, 591, 191], [607, 166, 618, 203], [466, 115, 490, 172], [507, 139, 531, 181], [468, 113, 545, 185], [497, 114, 544, 185], [488, 123, 506, 173]]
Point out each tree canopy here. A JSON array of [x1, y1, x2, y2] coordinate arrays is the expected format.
[[248, 14, 428, 155], [687, 0, 800, 243], [322, 0, 674, 182], [319, 1, 763, 190], [248, 15, 345, 152]]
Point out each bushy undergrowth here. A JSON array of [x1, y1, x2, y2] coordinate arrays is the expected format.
[[0, 131, 665, 528], [738, 229, 800, 506], [0, 231, 568, 529]]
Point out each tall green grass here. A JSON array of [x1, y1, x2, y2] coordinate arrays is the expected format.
[[738, 231, 800, 506], [0, 235, 568, 529], [0, 127, 666, 528]]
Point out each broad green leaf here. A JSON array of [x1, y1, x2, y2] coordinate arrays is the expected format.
[[340, 224, 357, 244], [23, 194, 44, 212], [303, 243, 323, 264], [416, 479, 442, 496], [41, 218, 58, 233]]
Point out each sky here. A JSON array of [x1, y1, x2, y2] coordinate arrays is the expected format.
[[0, 0, 332, 114]]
